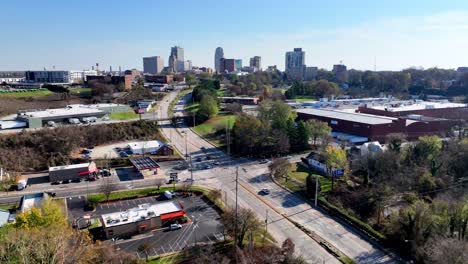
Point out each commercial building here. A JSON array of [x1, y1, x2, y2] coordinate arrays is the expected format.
[[127, 140, 174, 156], [176, 60, 192, 72], [49, 162, 98, 183], [16, 103, 131, 128], [332, 64, 348, 83], [143, 56, 164, 74], [86, 74, 135, 90], [220, 58, 236, 73], [249, 56, 262, 72], [219, 96, 259, 105], [214, 47, 224, 73], [101, 201, 185, 239], [285, 48, 305, 80], [0, 77, 24, 83], [144, 74, 174, 84], [25, 70, 71, 84], [357, 101, 468, 120], [70, 70, 98, 83], [169, 46, 184, 73], [296, 108, 454, 142], [305, 66, 318, 81]]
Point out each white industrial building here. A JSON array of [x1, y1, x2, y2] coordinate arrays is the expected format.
[[70, 70, 98, 82], [128, 140, 165, 155]]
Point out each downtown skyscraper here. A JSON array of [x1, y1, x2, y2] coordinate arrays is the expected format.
[[285, 48, 305, 80], [214, 47, 224, 73]]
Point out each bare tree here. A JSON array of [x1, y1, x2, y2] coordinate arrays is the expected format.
[[268, 158, 291, 182], [99, 176, 116, 202], [221, 207, 261, 248], [137, 243, 151, 262], [154, 178, 165, 190]]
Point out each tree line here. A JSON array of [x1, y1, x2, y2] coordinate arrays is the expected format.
[[231, 100, 331, 156], [0, 121, 162, 172]]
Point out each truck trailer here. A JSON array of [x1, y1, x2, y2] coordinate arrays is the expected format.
[[49, 162, 97, 183]]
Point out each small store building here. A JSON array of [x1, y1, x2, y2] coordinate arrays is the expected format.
[[101, 201, 185, 239]]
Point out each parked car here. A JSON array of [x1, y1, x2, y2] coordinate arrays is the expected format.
[[260, 188, 270, 195], [205, 165, 212, 169], [206, 155, 212, 160], [170, 224, 182, 230], [196, 157, 202, 162], [259, 159, 269, 164], [214, 161, 220, 166], [119, 152, 129, 158]]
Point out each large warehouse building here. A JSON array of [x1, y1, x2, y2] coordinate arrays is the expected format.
[[296, 108, 454, 142], [49, 162, 98, 183], [101, 201, 185, 239], [357, 101, 468, 120], [16, 103, 131, 128]]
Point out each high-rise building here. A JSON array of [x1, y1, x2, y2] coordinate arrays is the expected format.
[[170, 46, 184, 62], [249, 56, 262, 72], [214, 47, 224, 73], [143, 56, 164, 74], [285, 48, 305, 80], [235, 59, 242, 71], [176, 60, 193, 72], [332, 64, 348, 83], [220, 58, 236, 73], [305, 66, 318, 81]]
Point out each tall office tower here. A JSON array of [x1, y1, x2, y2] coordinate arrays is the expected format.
[[332, 64, 348, 83], [220, 58, 236, 73], [249, 56, 262, 71], [305, 66, 318, 81], [214, 47, 224, 73], [170, 46, 184, 62], [143, 56, 164, 74], [285, 48, 305, 80]]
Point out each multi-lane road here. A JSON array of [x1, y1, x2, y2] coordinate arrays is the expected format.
[[0, 89, 398, 263], [155, 90, 397, 264]]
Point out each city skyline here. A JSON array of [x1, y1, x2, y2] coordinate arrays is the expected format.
[[1, 1, 468, 71]]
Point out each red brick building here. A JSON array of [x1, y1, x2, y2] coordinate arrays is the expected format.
[[296, 108, 454, 142], [357, 102, 468, 120]]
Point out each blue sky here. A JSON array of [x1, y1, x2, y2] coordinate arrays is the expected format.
[[1, 0, 468, 71]]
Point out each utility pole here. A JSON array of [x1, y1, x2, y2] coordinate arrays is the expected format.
[[226, 119, 230, 161], [315, 174, 319, 207], [189, 154, 193, 183], [184, 133, 188, 158], [234, 166, 239, 263], [263, 209, 269, 243]]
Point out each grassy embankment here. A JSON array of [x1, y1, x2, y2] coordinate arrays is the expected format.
[[109, 111, 139, 120], [0, 89, 53, 98], [192, 115, 236, 147]]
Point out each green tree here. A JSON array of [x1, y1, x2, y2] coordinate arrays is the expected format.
[[258, 100, 296, 131], [325, 146, 347, 189], [185, 74, 197, 89], [296, 120, 310, 150], [197, 95, 219, 122], [15, 198, 66, 229], [306, 119, 331, 146]]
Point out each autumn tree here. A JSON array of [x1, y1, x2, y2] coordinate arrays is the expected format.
[[325, 146, 347, 189]]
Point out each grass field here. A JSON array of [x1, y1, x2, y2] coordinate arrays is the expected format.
[[276, 162, 332, 194], [70, 87, 91, 94], [0, 89, 53, 98], [109, 111, 139, 120], [294, 95, 316, 102]]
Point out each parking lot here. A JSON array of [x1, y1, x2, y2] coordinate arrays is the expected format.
[[66, 194, 224, 256]]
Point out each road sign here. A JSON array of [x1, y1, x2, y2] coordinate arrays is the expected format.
[[332, 169, 345, 177]]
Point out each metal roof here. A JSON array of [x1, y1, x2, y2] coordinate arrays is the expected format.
[[296, 108, 397, 125], [130, 157, 160, 171]]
